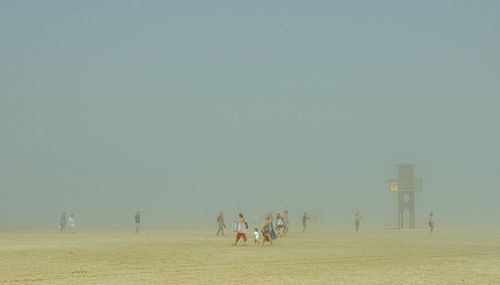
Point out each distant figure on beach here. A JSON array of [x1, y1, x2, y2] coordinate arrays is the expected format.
[[216, 211, 225, 237], [267, 213, 277, 239], [428, 212, 434, 236], [135, 211, 141, 234], [352, 210, 362, 233], [232, 213, 248, 246], [68, 213, 76, 233], [282, 210, 290, 237], [59, 212, 67, 233], [261, 215, 273, 246], [253, 227, 261, 246], [275, 211, 284, 237], [302, 212, 309, 233], [268, 212, 278, 237]]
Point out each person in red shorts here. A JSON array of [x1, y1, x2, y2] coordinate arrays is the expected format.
[[232, 213, 248, 246]]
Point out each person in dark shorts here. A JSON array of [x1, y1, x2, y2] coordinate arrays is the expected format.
[[135, 211, 141, 234], [428, 212, 434, 236], [302, 212, 309, 233], [352, 210, 362, 233], [59, 212, 67, 233]]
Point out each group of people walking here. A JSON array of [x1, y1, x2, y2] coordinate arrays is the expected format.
[[220, 210, 357, 246], [58, 212, 76, 233], [253, 210, 291, 246], [218, 210, 298, 247], [223, 209, 365, 246]]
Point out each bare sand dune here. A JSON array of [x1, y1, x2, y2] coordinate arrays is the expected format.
[[1, 226, 499, 284]]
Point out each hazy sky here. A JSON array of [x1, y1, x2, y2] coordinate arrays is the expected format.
[[1, 1, 499, 228]]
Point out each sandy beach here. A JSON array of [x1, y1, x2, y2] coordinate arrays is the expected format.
[[1, 226, 499, 284]]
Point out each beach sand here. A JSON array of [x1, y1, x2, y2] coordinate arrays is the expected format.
[[1, 226, 499, 284]]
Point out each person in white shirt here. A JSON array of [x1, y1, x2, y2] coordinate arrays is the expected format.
[[275, 211, 284, 237], [253, 228, 261, 246], [68, 213, 76, 233]]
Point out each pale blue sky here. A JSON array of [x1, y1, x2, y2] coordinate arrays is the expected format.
[[1, 1, 499, 227]]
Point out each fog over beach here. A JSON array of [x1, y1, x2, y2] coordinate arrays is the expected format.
[[2, 1, 500, 284], [1, 1, 499, 230]]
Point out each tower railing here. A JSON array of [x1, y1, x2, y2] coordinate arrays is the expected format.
[[390, 178, 423, 192]]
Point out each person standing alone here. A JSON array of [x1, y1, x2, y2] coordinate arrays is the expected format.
[[302, 212, 309, 233], [428, 212, 434, 236], [135, 211, 141, 234], [352, 210, 362, 233]]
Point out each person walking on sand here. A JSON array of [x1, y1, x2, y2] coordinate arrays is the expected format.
[[135, 211, 141, 234], [302, 212, 309, 233], [275, 211, 284, 237], [282, 210, 290, 237], [59, 212, 67, 233], [269, 213, 276, 233], [216, 211, 225, 237], [253, 227, 261, 246], [68, 213, 76, 233], [352, 210, 362, 233], [261, 215, 273, 246], [232, 213, 248, 246], [428, 212, 434, 236]]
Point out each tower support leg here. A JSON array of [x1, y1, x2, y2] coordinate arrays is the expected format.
[[410, 192, 415, 229], [398, 192, 403, 229]]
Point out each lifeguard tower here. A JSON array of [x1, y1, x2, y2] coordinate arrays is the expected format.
[[388, 164, 423, 229]]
